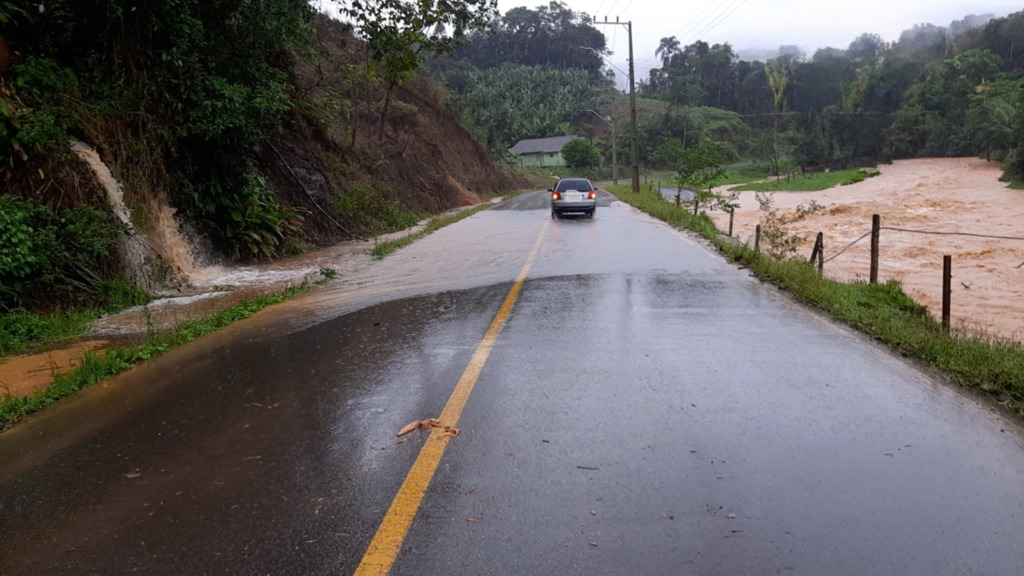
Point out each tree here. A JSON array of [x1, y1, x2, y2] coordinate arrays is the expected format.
[[338, 0, 498, 138], [562, 138, 600, 169], [656, 36, 681, 67], [673, 139, 728, 214]]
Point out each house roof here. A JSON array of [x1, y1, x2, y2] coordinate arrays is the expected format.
[[511, 135, 581, 155]]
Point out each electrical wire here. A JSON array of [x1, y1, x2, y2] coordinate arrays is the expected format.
[[673, 0, 731, 45], [684, 0, 748, 45]]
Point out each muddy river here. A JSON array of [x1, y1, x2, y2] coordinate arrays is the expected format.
[[711, 158, 1024, 342]]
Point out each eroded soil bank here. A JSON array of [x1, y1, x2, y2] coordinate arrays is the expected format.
[[712, 158, 1024, 342]]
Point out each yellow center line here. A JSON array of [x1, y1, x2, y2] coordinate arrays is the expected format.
[[354, 219, 550, 576]]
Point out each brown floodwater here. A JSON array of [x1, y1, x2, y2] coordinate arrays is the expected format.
[[711, 158, 1024, 342]]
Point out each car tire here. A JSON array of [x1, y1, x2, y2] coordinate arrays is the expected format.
[[588, 210, 595, 219], [551, 208, 558, 219]]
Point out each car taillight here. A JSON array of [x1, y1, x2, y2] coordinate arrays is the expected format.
[[552, 192, 562, 200], [588, 190, 597, 200]]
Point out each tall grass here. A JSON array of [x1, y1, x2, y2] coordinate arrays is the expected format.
[[1, 279, 150, 356]]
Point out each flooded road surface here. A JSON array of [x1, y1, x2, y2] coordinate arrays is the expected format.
[[711, 158, 1024, 341], [3, 189, 1024, 575]]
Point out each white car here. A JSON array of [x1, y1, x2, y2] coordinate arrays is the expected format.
[[549, 178, 597, 219]]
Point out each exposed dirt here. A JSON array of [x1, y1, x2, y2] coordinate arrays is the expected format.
[[711, 158, 1024, 342], [261, 15, 528, 246], [0, 341, 110, 398]]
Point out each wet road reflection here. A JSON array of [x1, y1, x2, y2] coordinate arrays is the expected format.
[[2, 190, 1024, 575]]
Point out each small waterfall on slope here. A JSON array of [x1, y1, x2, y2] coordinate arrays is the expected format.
[[70, 140, 200, 291]]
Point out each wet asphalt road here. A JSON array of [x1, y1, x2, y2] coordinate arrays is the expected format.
[[3, 189, 1024, 575]]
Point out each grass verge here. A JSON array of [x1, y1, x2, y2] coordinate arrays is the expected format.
[[607, 184, 1024, 410], [730, 168, 878, 192], [1, 280, 151, 356], [0, 284, 310, 430], [371, 202, 494, 259]]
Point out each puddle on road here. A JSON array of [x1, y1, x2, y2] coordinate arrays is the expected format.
[[711, 158, 1024, 341]]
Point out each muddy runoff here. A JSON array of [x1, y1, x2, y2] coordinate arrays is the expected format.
[[711, 158, 1024, 342]]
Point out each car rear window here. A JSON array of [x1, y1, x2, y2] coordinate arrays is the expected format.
[[556, 179, 592, 192]]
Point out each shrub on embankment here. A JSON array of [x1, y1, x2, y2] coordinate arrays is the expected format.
[[0, 195, 147, 311], [607, 184, 1024, 410]]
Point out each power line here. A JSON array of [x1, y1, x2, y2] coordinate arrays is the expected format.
[[616, 0, 636, 18], [683, 0, 748, 45], [673, 0, 731, 46]]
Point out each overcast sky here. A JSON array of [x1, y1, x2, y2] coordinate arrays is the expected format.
[[497, 0, 1022, 85]]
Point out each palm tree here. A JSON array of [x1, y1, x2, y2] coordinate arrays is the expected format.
[[655, 36, 681, 67]]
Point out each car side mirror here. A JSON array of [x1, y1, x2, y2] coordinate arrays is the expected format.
[[547, 188, 553, 193]]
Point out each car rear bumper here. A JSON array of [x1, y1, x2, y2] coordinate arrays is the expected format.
[[552, 200, 596, 213]]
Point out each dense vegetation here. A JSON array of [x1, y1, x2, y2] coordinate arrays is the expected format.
[[635, 11, 1024, 182], [426, 5, 1024, 186], [0, 0, 511, 315], [428, 2, 614, 156]]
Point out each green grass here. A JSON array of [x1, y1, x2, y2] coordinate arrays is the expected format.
[[607, 183, 1024, 410], [0, 280, 151, 356], [371, 203, 494, 259], [718, 166, 771, 186], [0, 285, 310, 430], [730, 168, 877, 192]]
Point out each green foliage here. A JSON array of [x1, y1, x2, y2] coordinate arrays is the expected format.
[[653, 139, 686, 169], [0, 279, 148, 356], [675, 139, 728, 194], [0, 57, 77, 162], [328, 181, 425, 236], [0, 195, 128, 309], [731, 168, 877, 192], [216, 174, 307, 260], [433, 62, 600, 155], [449, 2, 610, 81], [561, 139, 600, 169], [3, 0, 316, 261], [754, 192, 802, 259]]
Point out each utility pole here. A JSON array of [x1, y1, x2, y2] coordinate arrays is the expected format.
[[587, 109, 617, 185], [596, 16, 640, 193]]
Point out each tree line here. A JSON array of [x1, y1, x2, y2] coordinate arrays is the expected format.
[[639, 11, 1024, 182]]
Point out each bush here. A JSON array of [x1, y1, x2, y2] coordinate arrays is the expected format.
[[0, 195, 125, 309], [562, 138, 601, 169], [329, 181, 425, 235], [213, 173, 307, 261]]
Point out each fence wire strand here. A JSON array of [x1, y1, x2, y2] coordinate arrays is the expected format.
[[821, 225, 1024, 265], [881, 226, 1024, 242], [822, 231, 872, 264]]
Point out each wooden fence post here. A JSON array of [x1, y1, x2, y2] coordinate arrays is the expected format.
[[817, 233, 824, 274], [942, 255, 952, 334], [870, 214, 880, 284], [808, 232, 824, 274], [755, 224, 761, 254], [728, 208, 735, 237]]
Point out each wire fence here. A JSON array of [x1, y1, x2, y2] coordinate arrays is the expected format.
[[821, 226, 1024, 266]]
